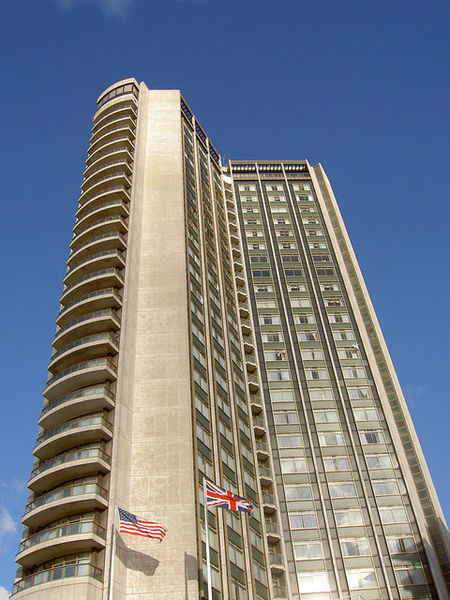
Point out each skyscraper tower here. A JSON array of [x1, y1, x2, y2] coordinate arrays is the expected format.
[[12, 79, 449, 600]]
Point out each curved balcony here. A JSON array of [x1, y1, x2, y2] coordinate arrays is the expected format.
[[256, 440, 269, 461], [48, 333, 119, 373], [246, 359, 257, 373], [78, 184, 130, 215], [81, 160, 132, 196], [28, 446, 110, 494], [39, 384, 115, 430], [53, 309, 120, 349], [43, 357, 117, 401], [253, 415, 266, 437], [87, 126, 135, 158], [235, 274, 245, 288], [64, 250, 125, 287], [262, 493, 277, 514], [248, 373, 261, 393], [265, 521, 281, 544], [237, 291, 248, 304], [12, 561, 103, 595], [85, 137, 135, 169], [232, 246, 241, 259], [258, 466, 273, 487], [89, 115, 135, 146], [16, 519, 106, 568], [34, 412, 113, 461], [234, 260, 243, 272], [71, 216, 128, 250], [250, 396, 263, 414], [269, 550, 285, 574], [23, 479, 108, 528], [57, 288, 122, 327], [243, 340, 254, 354], [241, 318, 253, 336], [68, 232, 127, 268], [92, 102, 137, 133], [79, 172, 131, 206], [60, 268, 124, 307], [74, 198, 129, 234]]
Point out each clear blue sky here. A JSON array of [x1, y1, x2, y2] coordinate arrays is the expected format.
[[1, 0, 449, 594]]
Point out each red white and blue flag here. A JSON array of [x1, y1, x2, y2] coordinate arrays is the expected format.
[[205, 480, 253, 514], [118, 508, 167, 542]]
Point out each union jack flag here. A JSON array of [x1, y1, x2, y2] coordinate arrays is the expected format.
[[205, 480, 253, 514]]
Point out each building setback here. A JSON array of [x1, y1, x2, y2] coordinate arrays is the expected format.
[[12, 79, 449, 600]]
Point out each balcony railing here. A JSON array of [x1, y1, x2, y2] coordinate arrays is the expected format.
[[41, 385, 113, 416], [61, 268, 123, 301], [54, 310, 118, 342], [45, 357, 116, 389], [25, 481, 107, 515], [58, 288, 121, 320], [68, 233, 126, 264], [75, 198, 129, 227], [11, 562, 103, 595], [18, 519, 105, 553], [71, 216, 128, 244], [49, 332, 118, 366], [35, 412, 112, 447], [67, 249, 124, 278], [78, 184, 130, 208], [31, 446, 110, 479]]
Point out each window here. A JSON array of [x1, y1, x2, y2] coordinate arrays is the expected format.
[[282, 255, 299, 263], [247, 230, 264, 238], [267, 369, 290, 381], [353, 408, 378, 421], [267, 184, 283, 191], [343, 368, 366, 379], [294, 314, 315, 324], [257, 300, 277, 309], [271, 205, 288, 213], [281, 458, 307, 473], [270, 389, 294, 402], [252, 270, 271, 278], [251, 255, 268, 263], [285, 485, 312, 500], [325, 298, 344, 307], [279, 435, 303, 448], [306, 368, 328, 380], [288, 283, 306, 292], [329, 313, 350, 323], [294, 542, 323, 560], [360, 431, 384, 444], [264, 350, 286, 361], [301, 349, 323, 360], [291, 298, 311, 308], [321, 282, 339, 291], [245, 218, 261, 225], [380, 506, 408, 524], [259, 315, 281, 325], [366, 454, 392, 469], [395, 565, 425, 586], [256, 284, 273, 292], [269, 194, 285, 202], [346, 569, 377, 589], [336, 510, 363, 527], [297, 572, 330, 593], [284, 269, 303, 276], [324, 457, 350, 471], [251, 243, 266, 250], [290, 512, 317, 529], [275, 217, 290, 225], [262, 332, 283, 342], [348, 387, 371, 399], [280, 242, 296, 249], [372, 480, 399, 496], [333, 330, 355, 341], [306, 229, 323, 237], [314, 410, 338, 423], [309, 242, 327, 249], [274, 411, 299, 424], [313, 254, 331, 263], [338, 348, 358, 359], [387, 537, 416, 554], [298, 331, 319, 341], [341, 538, 370, 557], [310, 389, 334, 401], [276, 229, 293, 237], [239, 184, 256, 191], [329, 483, 357, 498], [319, 432, 344, 446]]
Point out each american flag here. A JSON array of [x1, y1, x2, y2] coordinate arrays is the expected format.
[[118, 508, 167, 542], [205, 480, 253, 514]]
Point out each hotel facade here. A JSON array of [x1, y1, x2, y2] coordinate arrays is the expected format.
[[12, 79, 450, 600]]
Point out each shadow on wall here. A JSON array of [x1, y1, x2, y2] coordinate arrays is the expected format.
[[115, 532, 160, 576]]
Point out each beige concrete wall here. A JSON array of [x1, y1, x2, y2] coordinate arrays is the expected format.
[[107, 86, 199, 600]]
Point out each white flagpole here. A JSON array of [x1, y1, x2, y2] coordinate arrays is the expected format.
[[203, 479, 212, 600], [108, 507, 117, 600]]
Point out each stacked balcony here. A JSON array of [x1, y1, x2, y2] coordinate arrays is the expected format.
[[13, 83, 138, 596]]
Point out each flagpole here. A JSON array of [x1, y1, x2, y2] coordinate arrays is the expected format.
[[203, 479, 212, 600], [108, 506, 117, 600]]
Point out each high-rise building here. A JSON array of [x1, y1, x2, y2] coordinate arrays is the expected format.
[[12, 78, 449, 600]]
